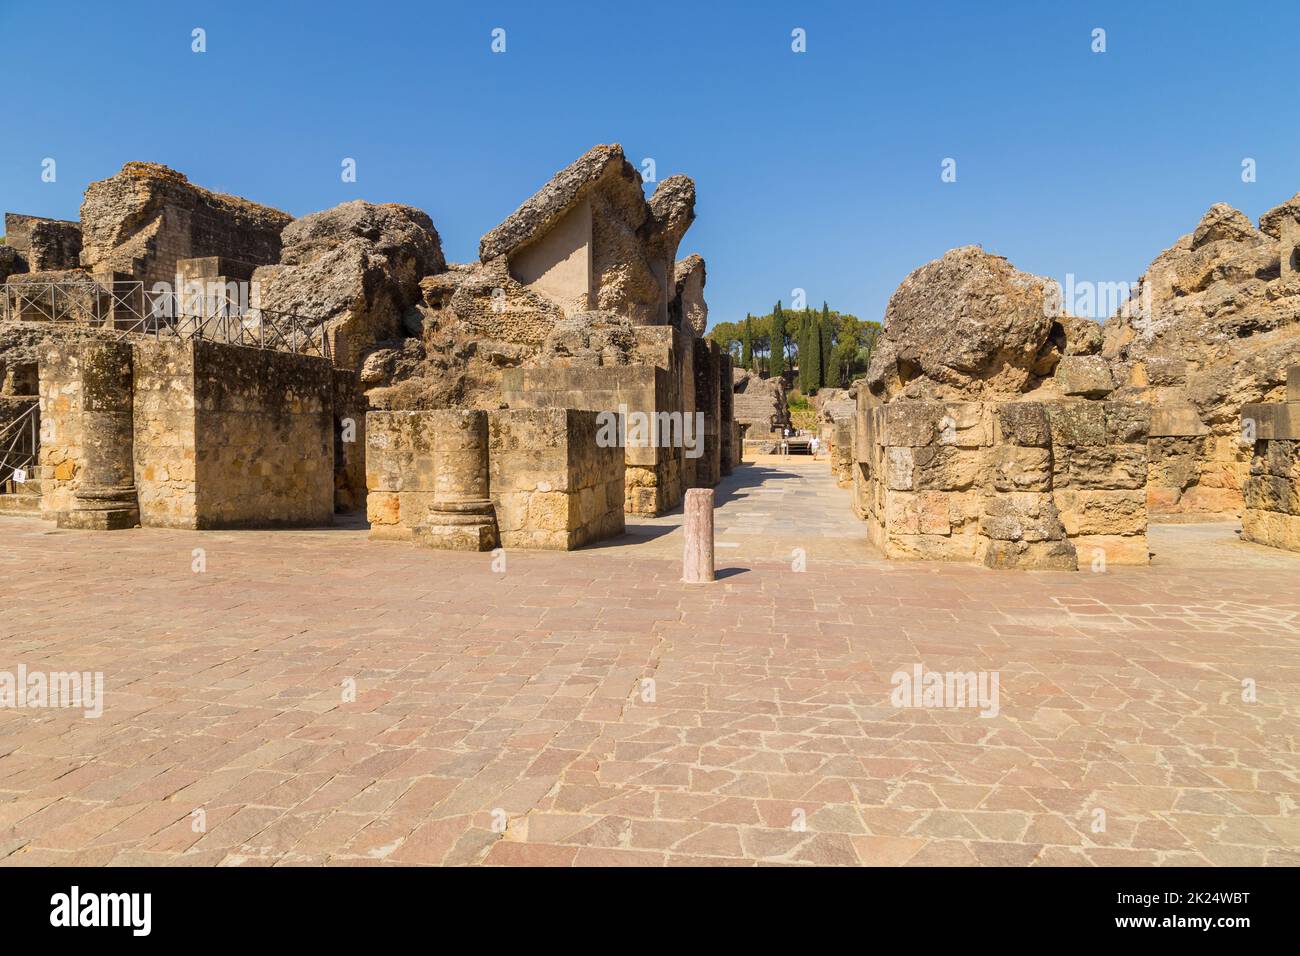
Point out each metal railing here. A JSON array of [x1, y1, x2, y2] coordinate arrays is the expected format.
[[0, 404, 39, 495], [1, 280, 332, 361]]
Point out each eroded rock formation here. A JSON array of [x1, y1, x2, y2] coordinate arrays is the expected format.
[[1101, 198, 1300, 515], [253, 200, 444, 370]]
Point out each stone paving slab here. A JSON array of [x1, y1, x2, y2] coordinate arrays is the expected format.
[[0, 462, 1297, 866]]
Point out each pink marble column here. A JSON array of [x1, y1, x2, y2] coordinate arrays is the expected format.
[[682, 487, 716, 583]]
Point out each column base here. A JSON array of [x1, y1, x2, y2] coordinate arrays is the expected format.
[[56, 486, 140, 531], [412, 501, 498, 552]]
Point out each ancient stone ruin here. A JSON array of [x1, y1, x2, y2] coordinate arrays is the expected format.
[[1241, 366, 1300, 552], [851, 191, 1300, 567], [0, 145, 736, 550]]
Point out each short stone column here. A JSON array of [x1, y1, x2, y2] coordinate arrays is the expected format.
[[415, 409, 498, 551], [48, 341, 140, 530], [682, 487, 716, 583]]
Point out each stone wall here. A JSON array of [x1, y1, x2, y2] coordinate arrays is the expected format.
[[1241, 368, 1300, 551], [733, 368, 788, 439], [718, 352, 734, 474], [489, 409, 625, 550], [188, 342, 334, 528], [691, 338, 721, 487], [131, 340, 198, 526], [852, 393, 1149, 569], [39, 337, 335, 530], [365, 407, 624, 550], [502, 363, 685, 516]]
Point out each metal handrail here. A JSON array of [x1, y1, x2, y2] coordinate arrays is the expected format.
[[1, 280, 332, 361], [0, 403, 39, 494]]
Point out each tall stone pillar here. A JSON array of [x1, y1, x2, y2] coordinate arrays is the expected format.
[[414, 409, 498, 551], [46, 341, 140, 530]]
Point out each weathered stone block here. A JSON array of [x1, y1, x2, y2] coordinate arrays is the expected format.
[[1055, 489, 1146, 536], [913, 445, 980, 491], [1056, 445, 1147, 490], [1150, 404, 1209, 437], [1242, 402, 1300, 440], [1144, 356, 1187, 387], [1047, 402, 1107, 446], [996, 402, 1050, 447], [989, 445, 1053, 492], [1054, 355, 1115, 398], [1104, 402, 1151, 444], [886, 447, 914, 491], [882, 402, 945, 447], [982, 538, 1077, 571]]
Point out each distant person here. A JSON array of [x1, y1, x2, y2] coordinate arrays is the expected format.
[[810, 436, 821, 459]]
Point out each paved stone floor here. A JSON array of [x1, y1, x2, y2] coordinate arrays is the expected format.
[[1, 460, 1298, 866]]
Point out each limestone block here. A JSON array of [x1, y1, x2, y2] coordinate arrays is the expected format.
[[1289, 366, 1300, 403], [989, 445, 1053, 492], [1242, 402, 1300, 440], [1244, 474, 1298, 513], [979, 492, 1067, 543], [1056, 445, 1147, 490], [1242, 508, 1300, 551], [982, 538, 1077, 570], [995, 402, 1051, 447], [1103, 402, 1151, 444], [1047, 402, 1107, 446], [1144, 356, 1187, 387], [1055, 489, 1146, 536], [882, 402, 945, 447], [1150, 404, 1209, 438], [913, 445, 980, 491], [1054, 355, 1115, 398], [886, 447, 915, 491]]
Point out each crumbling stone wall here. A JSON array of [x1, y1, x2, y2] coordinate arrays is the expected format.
[[852, 392, 1149, 569], [4, 214, 82, 271], [131, 340, 198, 526], [79, 162, 292, 289], [1241, 368, 1300, 551]]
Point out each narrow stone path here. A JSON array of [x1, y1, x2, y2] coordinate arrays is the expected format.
[[622, 458, 882, 566]]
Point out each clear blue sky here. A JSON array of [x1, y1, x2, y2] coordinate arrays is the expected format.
[[4, 0, 1299, 329]]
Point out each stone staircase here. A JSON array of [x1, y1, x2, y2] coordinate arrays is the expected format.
[[0, 467, 43, 518]]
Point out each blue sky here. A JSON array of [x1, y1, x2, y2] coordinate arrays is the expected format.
[[4, 0, 1299, 329]]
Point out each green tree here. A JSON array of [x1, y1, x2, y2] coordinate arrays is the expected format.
[[741, 314, 754, 370], [818, 304, 833, 390], [770, 301, 786, 379]]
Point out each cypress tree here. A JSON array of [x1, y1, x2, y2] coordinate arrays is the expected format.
[[819, 304, 834, 390], [806, 320, 822, 394], [770, 302, 786, 379], [741, 314, 754, 370]]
